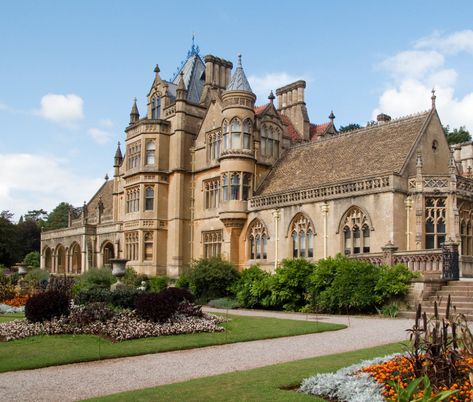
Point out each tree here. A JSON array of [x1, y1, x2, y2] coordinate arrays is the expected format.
[[16, 219, 41, 257], [23, 251, 40, 268], [444, 125, 471, 145], [44, 202, 72, 230], [0, 211, 20, 266], [24, 209, 48, 228], [339, 123, 362, 133]]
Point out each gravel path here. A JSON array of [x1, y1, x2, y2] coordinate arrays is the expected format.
[[0, 309, 412, 402]]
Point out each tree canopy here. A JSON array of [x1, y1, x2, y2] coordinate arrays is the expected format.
[[44, 202, 72, 230], [339, 123, 362, 133], [443, 125, 471, 145]]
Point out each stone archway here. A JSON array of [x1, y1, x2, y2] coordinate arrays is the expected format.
[[56, 245, 66, 274], [70, 243, 81, 274], [44, 247, 52, 271], [102, 242, 114, 268]]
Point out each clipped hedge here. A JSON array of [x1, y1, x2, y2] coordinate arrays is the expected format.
[[74, 287, 142, 309]]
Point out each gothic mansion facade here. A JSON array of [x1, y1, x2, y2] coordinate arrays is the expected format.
[[40, 45, 473, 278]]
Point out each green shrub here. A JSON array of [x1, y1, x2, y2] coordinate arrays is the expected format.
[[24, 268, 49, 290], [377, 302, 399, 318], [148, 276, 169, 293], [23, 251, 40, 268], [207, 297, 240, 309], [110, 288, 142, 309], [187, 257, 240, 302], [74, 288, 112, 305], [25, 290, 70, 322], [374, 264, 416, 303], [73, 267, 116, 294], [233, 265, 272, 308], [268, 258, 316, 311], [175, 272, 190, 289], [0, 283, 16, 302], [122, 267, 148, 288]]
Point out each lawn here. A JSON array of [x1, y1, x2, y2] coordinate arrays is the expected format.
[[0, 314, 344, 373], [0, 313, 24, 323], [87, 342, 405, 402]]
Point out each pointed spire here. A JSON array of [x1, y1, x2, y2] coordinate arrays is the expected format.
[[104, 173, 109, 181], [268, 90, 275, 103], [226, 54, 253, 93], [176, 72, 187, 100], [154, 64, 160, 74], [431, 88, 436, 109], [329, 110, 335, 123], [114, 141, 123, 168], [130, 97, 140, 124]]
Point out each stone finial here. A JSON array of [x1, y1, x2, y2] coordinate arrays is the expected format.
[[176, 72, 187, 100], [268, 90, 275, 103], [329, 110, 335, 122], [104, 173, 109, 181], [431, 88, 436, 109], [237, 53, 242, 67], [130, 97, 140, 124], [154, 64, 160, 74]]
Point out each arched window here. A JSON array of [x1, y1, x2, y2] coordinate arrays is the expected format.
[[290, 213, 314, 258], [222, 174, 229, 201], [341, 207, 371, 255], [231, 119, 241, 149], [242, 173, 251, 200], [231, 173, 240, 200], [459, 205, 472, 255], [44, 247, 52, 271], [151, 96, 161, 119], [223, 121, 229, 149], [145, 187, 154, 211], [248, 219, 268, 260], [425, 198, 446, 249], [102, 242, 114, 267], [261, 124, 280, 158], [243, 119, 252, 149], [56, 245, 66, 274], [145, 141, 156, 165], [71, 243, 81, 274]]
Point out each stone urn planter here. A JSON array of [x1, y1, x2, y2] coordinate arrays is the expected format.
[[110, 258, 128, 291], [15, 263, 29, 295]]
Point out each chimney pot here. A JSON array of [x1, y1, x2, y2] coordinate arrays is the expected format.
[[377, 113, 391, 123]]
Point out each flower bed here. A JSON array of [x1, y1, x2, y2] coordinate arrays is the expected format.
[[4, 295, 30, 307], [0, 308, 226, 342]]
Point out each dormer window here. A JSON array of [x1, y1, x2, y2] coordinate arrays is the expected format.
[[261, 124, 280, 158]]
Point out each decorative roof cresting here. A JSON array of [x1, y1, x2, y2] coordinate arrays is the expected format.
[[226, 54, 253, 93]]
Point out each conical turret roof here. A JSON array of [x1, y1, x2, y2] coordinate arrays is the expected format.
[[226, 55, 253, 93]]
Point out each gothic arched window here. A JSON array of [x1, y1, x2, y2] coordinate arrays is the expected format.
[[248, 219, 268, 260], [341, 207, 371, 255], [231, 119, 241, 149], [145, 141, 156, 165], [459, 204, 472, 255], [231, 173, 240, 200], [223, 121, 229, 149], [243, 119, 252, 149], [261, 124, 280, 158], [425, 198, 446, 249], [290, 213, 314, 258], [145, 187, 154, 211]]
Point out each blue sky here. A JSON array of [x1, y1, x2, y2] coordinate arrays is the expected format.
[[1, 0, 473, 220]]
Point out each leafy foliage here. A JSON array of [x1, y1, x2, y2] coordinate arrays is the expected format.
[[25, 290, 70, 323], [73, 267, 116, 294], [339, 123, 362, 133], [148, 276, 169, 293], [43, 202, 72, 230], [175, 272, 191, 289], [24, 268, 49, 290], [47, 275, 75, 297], [122, 267, 148, 288], [444, 125, 471, 145], [390, 375, 458, 402], [134, 291, 179, 323], [187, 257, 240, 302], [23, 251, 40, 268], [233, 265, 272, 308], [207, 297, 240, 309], [74, 287, 142, 309], [375, 264, 416, 303]]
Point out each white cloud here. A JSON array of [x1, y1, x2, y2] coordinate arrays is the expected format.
[[374, 30, 473, 132], [99, 119, 113, 128], [0, 153, 103, 220], [36, 93, 84, 126], [415, 30, 473, 55], [88, 127, 112, 144], [248, 72, 306, 104], [378, 50, 444, 80]]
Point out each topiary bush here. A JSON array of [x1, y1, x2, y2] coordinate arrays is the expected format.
[[25, 290, 70, 322], [110, 287, 142, 309], [233, 265, 272, 309], [268, 258, 316, 311], [187, 257, 240, 302], [134, 291, 180, 323], [74, 288, 112, 306]]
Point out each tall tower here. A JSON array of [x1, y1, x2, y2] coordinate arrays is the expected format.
[[219, 55, 256, 264]]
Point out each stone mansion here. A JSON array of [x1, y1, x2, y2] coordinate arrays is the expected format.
[[41, 43, 473, 279]]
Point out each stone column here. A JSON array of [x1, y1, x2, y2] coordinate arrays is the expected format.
[[382, 241, 399, 266], [272, 209, 281, 271], [320, 202, 329, 258], [405, 197, 413, 250]]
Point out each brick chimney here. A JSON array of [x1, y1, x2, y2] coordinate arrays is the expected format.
[[377, 113, 391, 124], [275, 80, 310, 140]]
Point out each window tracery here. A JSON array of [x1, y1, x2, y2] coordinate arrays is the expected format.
[[202, 230, 223, 258], [145, 187, 154, 211], [127, 141, 141, 169], [459, 203, 472, 255], [425, 198, 446, 249], [342, 207, 370, 254], [204, 178, 220, 209], [145, 141, 156, 165], [261, 124, 280, 158], [125, 231, 139, 261], [290, 213, 314, 258], [126, 187, 140, 213], [220, 172, 252, 201], [207, 132, 221, 161], [248, 220, 268, 260], [143, 231, 153, 261], [221, 118, 252, 150]]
